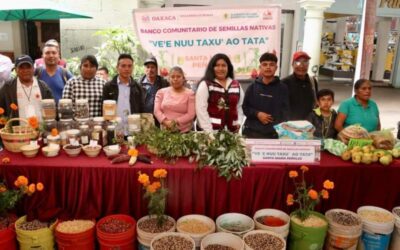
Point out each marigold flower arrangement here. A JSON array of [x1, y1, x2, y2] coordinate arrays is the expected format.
[[287, 165, 334, 221], [0, 103, 18, 130], [138, 169, 168, 226], [0, 175, 44, 217]]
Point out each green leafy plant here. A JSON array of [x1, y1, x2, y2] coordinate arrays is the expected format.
[[67, 28, 147, 78]]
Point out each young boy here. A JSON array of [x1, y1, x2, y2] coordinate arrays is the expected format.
[[242, 52, 289, 138], [307, 89, 337, 139]]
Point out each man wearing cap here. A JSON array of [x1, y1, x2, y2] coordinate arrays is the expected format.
[[0, 55, 54, 119], [138, 56, 169, 116], [281, 51, 318, 120]]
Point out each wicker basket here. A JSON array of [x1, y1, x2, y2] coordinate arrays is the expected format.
[[0, 118, 38, 153]]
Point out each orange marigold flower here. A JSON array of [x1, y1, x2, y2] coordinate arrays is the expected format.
[[28, 183, 36, 194], [138, 173, 150, 186], [2, 157, 10, 164], [300, 165, 309, 172], [0, 118, 6, 125], [28, 116, 39, 129], [10, 103, 18, 111], [14, 180, 19, 187], [146, 183, 157, 193], [321, 189, 329, 199], [17, 176, 28, 187], [128, 148, 138, 157], [323, 180, 335, 190], [153, 169, 168, 178], [152, 181, 161, 190], [286, 194, 294, 206], [0, 107, 4, 115], [308, 189, 319, 200], [0, 185, 6, 193], [36, 182, 44, 191], [289, 170, 298, 178], [50, 128, 59, 137]]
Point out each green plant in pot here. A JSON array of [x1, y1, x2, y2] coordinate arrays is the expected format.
[[286, 166, 334, 250]]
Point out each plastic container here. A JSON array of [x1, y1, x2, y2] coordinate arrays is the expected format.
[[42, 119, 57, 145], [106, 125, 116, 146], [137, 215, 176, 248], [176, 214, 215, 248], [325, 209, 362, 250], [75, 99, 90, 121], [41, 99, 56, 120], [80, 125, 90, 145], [47, 134, 61, 146], [15, 216, 57, 250], [288, 211, 328, 250], [216, 213, 255, 238], [243, 230, 286, 250], [128, 114, 141, 133], [253, 208, 290, 240], [201, 232, 244, 250], [357, 206, 395, 250], [390, 207, 400, 250], [58, 119, 74, 146], [150, 232, 195, 250], [59, 99, 74, 120], [97, 214, 137, 250], [103, 100, 117, 121], [55, 220, 96, 250], [66, 129, 80, 145]]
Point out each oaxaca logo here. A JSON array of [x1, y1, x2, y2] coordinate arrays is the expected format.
[[141, 15, 150, 22], [151, 15, 177, 21], [263, 11, 273, 20]]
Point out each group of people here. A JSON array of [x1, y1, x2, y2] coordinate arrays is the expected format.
[[0, 38, 381, 139]]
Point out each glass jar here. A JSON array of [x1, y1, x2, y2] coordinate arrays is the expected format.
[[59, 99, 74, 120], [75, 99, 90, 121], [92, 117, 105, 130], [47, 134, 61, 146], [79, 125, 90, 146], [41, 99, 56, 120], [58, 119, 73, 146], [113, 117, 125, 145], [91, 125, 107, 146], [42, 119, 57, 145], [107, 125, 116, 145], [128, 114, 141, 134], [66, 129, 80, 145], [103, 100, 117, 121]]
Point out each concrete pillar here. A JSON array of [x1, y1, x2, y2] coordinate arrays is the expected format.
[[390, 18, 400, 88], [371, 18, 391, 81], [335, 17, 347, 44], [281, 12, 294, 78], [299, 0, 335, 76], [139, 0, 165, 8]]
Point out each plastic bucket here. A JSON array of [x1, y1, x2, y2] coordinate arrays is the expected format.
[[177, 214, 215, 248], [288, 211, 328, 250], [55, 220, 96, 250], [15, 216, 57, 250], [325, 209, 362, 250], [357, 206, 395, 250], [201, 232, 244, 250], [216, 213, 255, 238], [390, 207, 400, 250], [253, 208, 290, 240], [150, 232, 195, 250], [0, 227, 17, 250], [137, 215, 176, 247], [243, 230, 286, 250], [96, 214, 137, 250]]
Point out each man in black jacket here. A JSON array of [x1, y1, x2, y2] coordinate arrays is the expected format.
[[0, 55, 54, 119], [103, 54, 144, 132], [281, 51, 318, 121]]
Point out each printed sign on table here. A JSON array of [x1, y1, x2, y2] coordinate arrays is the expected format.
[[246, 139, 322, 164], [133, 5, 281, 79]]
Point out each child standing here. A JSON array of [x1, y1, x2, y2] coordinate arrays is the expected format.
[[307, 89, 337, 139]]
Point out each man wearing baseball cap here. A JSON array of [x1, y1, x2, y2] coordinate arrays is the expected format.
[[138, 56, 169, 126], [0, 55, 54, 119], [281, 51, 318, 120]]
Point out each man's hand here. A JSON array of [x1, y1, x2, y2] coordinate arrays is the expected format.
[[257, 112, 273, 125]]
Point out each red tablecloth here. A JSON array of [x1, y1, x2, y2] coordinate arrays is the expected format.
[[1, 148, 400, 221]]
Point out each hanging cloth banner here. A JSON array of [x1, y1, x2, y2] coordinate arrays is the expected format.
[[133, 5, 281, 79]]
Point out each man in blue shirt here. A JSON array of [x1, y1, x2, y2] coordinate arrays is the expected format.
[[35, 43, 73, 103]]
